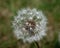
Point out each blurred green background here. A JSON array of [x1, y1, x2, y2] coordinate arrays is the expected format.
[[0, 0, 60, 48]]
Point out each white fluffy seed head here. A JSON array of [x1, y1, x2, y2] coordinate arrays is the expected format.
[[12, 8, 47, 43]]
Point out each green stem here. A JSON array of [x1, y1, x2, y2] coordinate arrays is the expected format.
[[30, 42, 39, 48], [34, 42, 39, 48]]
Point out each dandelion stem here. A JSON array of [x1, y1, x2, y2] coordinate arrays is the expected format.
[[34, 42, 39, 48], [30, 41, 39, 48]]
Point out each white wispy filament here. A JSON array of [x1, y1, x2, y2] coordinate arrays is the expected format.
[[12, 8, 47, 43]]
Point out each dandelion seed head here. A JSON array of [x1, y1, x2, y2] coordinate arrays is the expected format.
[[12, 8, 47, 43]]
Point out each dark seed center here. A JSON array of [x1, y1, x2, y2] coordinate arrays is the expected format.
[[24, 20, 36, 34]]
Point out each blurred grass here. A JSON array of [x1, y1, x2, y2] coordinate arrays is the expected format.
[[0, 0, 60, 48]]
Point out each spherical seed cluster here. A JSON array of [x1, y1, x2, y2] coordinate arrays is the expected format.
[[12, 8, 47, 43]]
